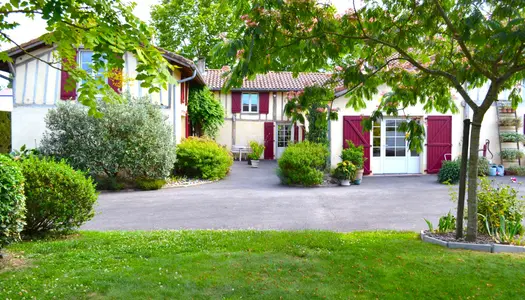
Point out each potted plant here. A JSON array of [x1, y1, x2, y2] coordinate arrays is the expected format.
[[342, 140, 366, 185], [332, 161, 356, 186], [500, 149, 524, 161], [248, 141, 265, 168]]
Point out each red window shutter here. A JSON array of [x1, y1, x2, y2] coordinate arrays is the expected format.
[[264, 122, 274, 159], [259, 92, 269, 114], [185, 112, 190, 138], [60, 50, 78, 100], [108, 68, 122, 94], [294, 124, 299, 142], [232, 91, 241, 113], [426, 116, 452, 174], [301, 126, 305, 141], [181, 82, 185, 104], [343, 116, 371, 175]]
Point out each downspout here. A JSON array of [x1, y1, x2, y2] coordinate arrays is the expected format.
[[175, 69, 198, 141]]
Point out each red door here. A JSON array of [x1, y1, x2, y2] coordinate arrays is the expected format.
[[264, 122, 274, 160], [426, 116, 452, 174], [343, 116, 371, 174]]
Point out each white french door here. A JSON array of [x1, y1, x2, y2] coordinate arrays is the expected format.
[[276, 124, 292, 159], [371, 119, 421, 174]]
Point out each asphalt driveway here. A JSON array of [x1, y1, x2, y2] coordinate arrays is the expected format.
[[82, 161, 520, 232]]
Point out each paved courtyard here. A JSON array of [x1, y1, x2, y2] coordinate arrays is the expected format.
[[83, 161, 521, 232]]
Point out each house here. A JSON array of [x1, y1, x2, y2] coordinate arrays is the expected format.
[[203, 69, 330, 159], [0, 36, 204, 150], [203, 67, 525, 174]]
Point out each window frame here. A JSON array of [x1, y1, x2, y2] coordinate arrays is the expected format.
[[241, 93, 259, 113]]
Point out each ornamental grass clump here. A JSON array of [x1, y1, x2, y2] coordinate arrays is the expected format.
[[0, 155, 26, 249], [174, 137, 233, 180], [277, 141, 329, 186]]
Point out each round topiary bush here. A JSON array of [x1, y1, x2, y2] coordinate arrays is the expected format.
[[0, 155, 26, 249], [277, 141, 329, 186], [437, 159, 461, 184], [174, 137, 233, 180], [20, 156, 98, 234]]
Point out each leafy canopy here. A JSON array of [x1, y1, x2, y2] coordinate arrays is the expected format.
[[0, 0, 173, 115], [218, 0, 525, 142], [151, 0, 248, 69]]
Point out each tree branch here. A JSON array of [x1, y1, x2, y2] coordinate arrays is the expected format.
[[432, 0, 494, 80], [0, 31, 63, 72]]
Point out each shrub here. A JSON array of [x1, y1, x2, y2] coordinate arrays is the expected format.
[[477, 157, 490, 176], [506, 166, 525, 176], [477, 177, 525, 235], [40, 95, 176, 185], [135, 178, 166, 191], [341, 140, 364, 170], [0, 155, 25, 249], [277, 141, 329, 186], [500, 132, 525, 143], [248, 141, 265, 160], [174, 137, 233, 180], [500, 149, 524, 161], [437, 159, 460, 184], [20, 156, 98, 234]]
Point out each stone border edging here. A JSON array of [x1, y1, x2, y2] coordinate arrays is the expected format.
[[420, 230, 525, 253]]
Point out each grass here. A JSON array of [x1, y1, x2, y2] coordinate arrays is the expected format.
[[1, 231, 525, 299]]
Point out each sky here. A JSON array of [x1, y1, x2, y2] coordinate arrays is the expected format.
[[1, 0, 353, 50]]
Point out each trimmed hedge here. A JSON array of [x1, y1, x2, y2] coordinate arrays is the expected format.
[[20, 156, 98, 234], [0, 155, 25, 249], [174, 137, 233, 180], [0, 112, 11, 154], [277, 141, 329, 186]]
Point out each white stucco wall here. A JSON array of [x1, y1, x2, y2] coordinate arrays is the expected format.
[[0, 96, 12, 112], [11, 106, 51, 150]]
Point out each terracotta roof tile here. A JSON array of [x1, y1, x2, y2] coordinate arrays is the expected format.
[[203, 69, 332, 91]]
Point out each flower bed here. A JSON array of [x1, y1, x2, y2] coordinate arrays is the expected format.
[[420, 231, 525, 253]]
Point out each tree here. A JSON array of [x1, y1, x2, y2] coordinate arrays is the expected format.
[[151, 0, 248, 69], [218, 0, 525, 241], [187, 87, 225, 138], [0, 0, 173, 115], [40, 94, 176, 183], [284, 85, 337, 145]]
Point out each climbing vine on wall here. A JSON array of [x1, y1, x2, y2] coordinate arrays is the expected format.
[[188, 87, 225, 138]]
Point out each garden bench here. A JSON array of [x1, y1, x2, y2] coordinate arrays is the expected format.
[[232, 145, 252, 161]]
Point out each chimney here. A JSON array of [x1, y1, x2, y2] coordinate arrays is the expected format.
[[196, 57, 206, 74]]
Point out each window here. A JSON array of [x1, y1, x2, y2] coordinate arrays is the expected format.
[[385, 119, 406, 157], [372, 121, 381, 157], [242, 93, 259, 113], [277, 124, 291, 147], [79, 51, 106, 85]]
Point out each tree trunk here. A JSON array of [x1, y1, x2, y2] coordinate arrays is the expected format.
[[465, 112, 484, 241], [456, 119, 470, 239]]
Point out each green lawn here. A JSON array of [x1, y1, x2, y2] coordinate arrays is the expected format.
[[1, 231, 524, 299]]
